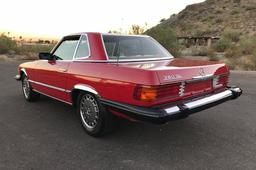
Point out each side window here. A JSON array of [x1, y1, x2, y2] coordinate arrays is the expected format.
[[74, 35, 90, 59], [53, 37, 80, 60]]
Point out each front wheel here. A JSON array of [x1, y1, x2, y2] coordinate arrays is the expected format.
[[77, 92, 116, 137], [21, 75, 40, 102]]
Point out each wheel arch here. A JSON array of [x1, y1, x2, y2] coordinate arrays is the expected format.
[[20, 68, 28, 78], [71, 84, 100, 107]]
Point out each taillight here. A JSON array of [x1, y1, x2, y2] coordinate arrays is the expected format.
[[134, 84, 180, 102], [213, 74, 229, 89], [134, 86, 157, 102]]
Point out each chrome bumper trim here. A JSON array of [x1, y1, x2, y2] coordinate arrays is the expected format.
[[184, 90, 232, 110], [164, 106, 180, 115], [14, 75, 21, 81], [164, 88, 242, 115]]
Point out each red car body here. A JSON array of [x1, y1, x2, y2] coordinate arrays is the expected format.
[[15, 32, 242, 125]]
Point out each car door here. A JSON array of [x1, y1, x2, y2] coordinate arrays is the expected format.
[[33, 35, 81, 102]]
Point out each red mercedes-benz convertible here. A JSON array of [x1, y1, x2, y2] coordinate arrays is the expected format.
[[15, 32, 242, 136]]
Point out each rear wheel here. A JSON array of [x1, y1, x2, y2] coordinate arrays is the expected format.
[[21, 75, 40, 102], [77, 92, 116, 137]]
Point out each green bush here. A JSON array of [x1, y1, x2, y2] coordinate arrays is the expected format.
[[0, 34, 17, 54], [145, 26, 181, 57], [213, 38, 232, 52], [222, 30, 240, 42]]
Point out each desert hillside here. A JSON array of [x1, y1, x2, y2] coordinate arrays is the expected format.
[[154, 0, 256, 37]]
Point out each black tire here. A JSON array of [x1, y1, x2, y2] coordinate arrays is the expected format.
[[77, 92, 117, 137], [21, 75, 40, 102]]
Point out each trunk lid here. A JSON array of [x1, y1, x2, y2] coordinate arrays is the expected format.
[[119, 58, 229, 84], [152, 59, 228, 84], [119, 58, 229, 103]]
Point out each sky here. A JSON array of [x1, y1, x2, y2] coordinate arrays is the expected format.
[[0, 0, 204, 39]]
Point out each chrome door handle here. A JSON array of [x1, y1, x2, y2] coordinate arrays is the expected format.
[[58, 68, 67, 72]]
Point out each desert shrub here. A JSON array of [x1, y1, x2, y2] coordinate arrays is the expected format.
[[207, 48, 216, 58], [192, 29, 204, 37], [215, 17, 223, 23], [215, 9, 223, 14], [225, 58, 237, 70], [0, 34, 17, 54], [222, 30, 240, 42], [209, 55, 219, 61], [16, 44, 54, 55], [213, 38, 232, 52], [191, 47, 210, 56], [240, 55, 256, 70], [208, 15, 215, 20], [230, 10, 239, 15], [251, 51, 256, 70], [0, 33, 55, 60], [239, 37, 256, 55], [0, 55, 9, 61], [244, 6, 256, 11], [225, 45, 242, 58], [145, 26, 181, 57]]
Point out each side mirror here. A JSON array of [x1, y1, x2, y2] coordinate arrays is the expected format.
[[39, 52, 54, 60]]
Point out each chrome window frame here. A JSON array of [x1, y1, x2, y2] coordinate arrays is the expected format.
[[100, 33, 174, 62], [49, 33, 91, 62], [51, 35, 81, 61], [73, 34, 91, 60]]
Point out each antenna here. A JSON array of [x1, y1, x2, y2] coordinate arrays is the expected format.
[[116, 36, 121, 66], [117, 54, 120, 66]]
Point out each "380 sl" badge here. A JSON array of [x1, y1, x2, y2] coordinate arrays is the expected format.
[[163, 74, 182, 81]]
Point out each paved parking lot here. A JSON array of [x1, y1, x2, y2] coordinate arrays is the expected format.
[[0, 61, 256, 170]]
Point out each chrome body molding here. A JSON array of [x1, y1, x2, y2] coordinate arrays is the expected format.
[[28, 80, 70, 93], [33, 89, 72, 105], [73, 84, 99, 96], [72, 58, 173, 63]]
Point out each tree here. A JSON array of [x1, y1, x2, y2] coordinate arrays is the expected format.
[[145, 26, 181, 56], [160, 18, 166, 23], [108, 30, 122, 34], [129, 25, 145, 35]]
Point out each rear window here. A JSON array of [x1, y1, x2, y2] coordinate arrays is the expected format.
[[102, 35, 173, 60]]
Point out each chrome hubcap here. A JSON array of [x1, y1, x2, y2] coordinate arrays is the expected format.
[[22, 77, 30, 99], [80, 94, 99, 129]]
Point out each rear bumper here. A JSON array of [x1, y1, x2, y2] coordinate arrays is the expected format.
[[100, 87, 242, 124], [15, 74, 21, 81]]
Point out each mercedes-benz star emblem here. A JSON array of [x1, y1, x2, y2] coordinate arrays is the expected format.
[[199, 68, 205, 76]]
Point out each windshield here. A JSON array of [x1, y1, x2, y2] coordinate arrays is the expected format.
[[102, 35, 173, 60]]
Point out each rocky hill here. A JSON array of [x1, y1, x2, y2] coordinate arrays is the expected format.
[[152, 0, 256, 37]]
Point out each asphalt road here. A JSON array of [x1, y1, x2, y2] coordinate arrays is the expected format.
[[0, 61, 256, 170]]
